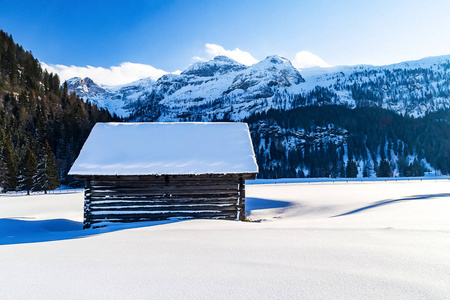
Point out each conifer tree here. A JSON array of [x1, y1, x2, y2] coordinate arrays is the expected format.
[[363, 161, 373, 177], [0, 159, 7, 191], [377, 159, 391, 177], [33, 141, 59, 193], [17, 146, 37, 195], [0, 137, 7, 191], [345, 160, 358, 178], [0, 129, 6, 191], [411, 158, 425, 177], [3, 137, 17, 191]]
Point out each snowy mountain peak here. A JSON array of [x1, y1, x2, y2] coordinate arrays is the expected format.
[[66, 76, 106, 97], [212, 55, 239, 63], [82, 77, 96, 85], [65, 76, 82, 85], [235, 54, 305, 86], [264, 55, 292, 66], [181, 55, 247, 77]]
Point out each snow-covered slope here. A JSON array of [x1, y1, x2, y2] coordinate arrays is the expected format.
[[65, 55, 305, 119], [182, 55, 247, 76], [66, 76, 155, 117], [1, 180, 449, 298], [66, 54, 450, 119], [151, 55, 305, 121], [299, 54, 450, 117]]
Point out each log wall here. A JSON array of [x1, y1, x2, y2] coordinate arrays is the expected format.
[[82, 174, 255, 229]]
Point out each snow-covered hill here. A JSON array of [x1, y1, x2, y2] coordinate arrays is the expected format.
[[65, 54, 450, 119]]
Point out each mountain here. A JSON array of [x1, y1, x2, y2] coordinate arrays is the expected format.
[[66, 55, 305, 119], [66, 54, 450, 120], [66, 76, 155, 117], [182, 55, 247, 76]]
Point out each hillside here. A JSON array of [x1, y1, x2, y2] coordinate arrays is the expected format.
[[246, 106, 450, 178], [0, 30, 117, 190]]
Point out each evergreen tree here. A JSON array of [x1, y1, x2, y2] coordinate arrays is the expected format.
[[0, 159, 7, 192], [17, 146, 37, 195], [345, 160, 358, 178], [0, 129, 7, 191], [3, 137, 17, 191], [397, 156, 407, 177], [377, 160, 392, 177], [363, 161, 373, 177], [410, 158, 425, 177], [33, 141, 59, 193]]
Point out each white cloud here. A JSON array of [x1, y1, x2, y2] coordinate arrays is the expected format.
[[42, 49, 330, 86], [192, 56, 208, 63], [194, 43, 259, 66], [41, 62, 170, 86], [291, 51, 331, 69]]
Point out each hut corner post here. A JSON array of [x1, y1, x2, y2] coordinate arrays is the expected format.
[[237, 176, 246, 221], [83, 177, 92, 229]]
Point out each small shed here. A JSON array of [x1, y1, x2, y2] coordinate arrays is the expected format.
[[69, 122, 258, 228]]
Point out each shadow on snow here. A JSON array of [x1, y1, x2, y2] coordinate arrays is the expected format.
[[245, 197, 292, 212], [0, 218, 181, 246], [0, 198, 292, 246], [331, 193, 450, 218]]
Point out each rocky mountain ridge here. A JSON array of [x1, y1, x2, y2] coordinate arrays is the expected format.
[[66, 54, 450, 120]]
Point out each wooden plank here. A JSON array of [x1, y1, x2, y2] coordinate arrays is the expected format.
[[90, 184, 238, 193], [91, 179, 239, 187], [89, 203, 238, 210], [89, 212, 237, 221], [91, 194, 238, 204], [90, 183, 238, 189], [237, 177, 246, 221], [89, 214, 236, 224], [90, 204, 238, 212], [83, 179, 92, 229], [241, 173, 257, 180], [90, 202, 237, 208], [90, 199, 238, 206], [90, 189, 238, 197]]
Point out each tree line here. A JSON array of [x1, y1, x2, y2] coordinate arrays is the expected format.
[[245, 105, 449, 178]]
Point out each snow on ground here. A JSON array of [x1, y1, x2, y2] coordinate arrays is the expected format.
[[0, 180, 449, 299]]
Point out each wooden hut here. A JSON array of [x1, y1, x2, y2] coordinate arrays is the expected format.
[[69, 122, 258, 229]]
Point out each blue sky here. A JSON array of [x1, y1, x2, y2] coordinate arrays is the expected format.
[[2, 0, 450, 84]]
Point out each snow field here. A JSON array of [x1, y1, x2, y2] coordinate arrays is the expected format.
[[0, 180, 449, 299]]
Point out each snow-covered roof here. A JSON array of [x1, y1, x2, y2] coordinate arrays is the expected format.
[[69, 122, 258, 176]]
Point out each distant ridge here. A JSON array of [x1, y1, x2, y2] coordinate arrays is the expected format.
[[66, 53, 450, 120]]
